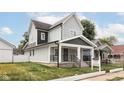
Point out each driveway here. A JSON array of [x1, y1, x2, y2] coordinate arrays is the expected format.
[[81, 71, 124, 81]]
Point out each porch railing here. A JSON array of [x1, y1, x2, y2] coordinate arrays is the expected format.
[[50, 55, 58, 62], [50, 55, 91, 67], [50, 55, 79, 62], [62, 55, 79, 62]]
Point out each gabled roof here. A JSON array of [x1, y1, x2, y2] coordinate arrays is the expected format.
[[50, 13, 73, 29], [92, 39, 102, 46], [50, 13, 83, 30], [31, 13, 84, 30], [32, 20, 52, 30], [111, 45, 124, 54], [59, 35, 97, 47], [0, 37, 16, 48], [96, 45, 112, 51]]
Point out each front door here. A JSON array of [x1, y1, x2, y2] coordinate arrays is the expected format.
[[63, 48, 68, 61]]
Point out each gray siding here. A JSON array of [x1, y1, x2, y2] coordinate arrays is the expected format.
[[63, 38, 91, 46]]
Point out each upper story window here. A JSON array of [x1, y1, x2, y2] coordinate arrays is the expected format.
[[41, 32, 45, 40], [71, 30, 76, 36]]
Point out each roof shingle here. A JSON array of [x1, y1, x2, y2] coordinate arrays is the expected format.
[[32, 20, 52, 30], [111, 45, 124, 54]]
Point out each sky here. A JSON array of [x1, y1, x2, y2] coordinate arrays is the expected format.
[[0, 12, 124, 46]]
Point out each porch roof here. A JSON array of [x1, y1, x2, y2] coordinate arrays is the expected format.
[[59, 35, 97, 47], [95, 45, 112, 51]]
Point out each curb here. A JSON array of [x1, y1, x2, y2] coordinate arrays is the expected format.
[[110, 68, 123, 73], [50, 71, 106, 81]]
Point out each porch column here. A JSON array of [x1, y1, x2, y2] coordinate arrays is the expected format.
[[77, 47, 81, 65], [48, 46, 50, 63], [98, 50, 101, 71], [91, 49, 94, 70], [58, 43, 62, 63]]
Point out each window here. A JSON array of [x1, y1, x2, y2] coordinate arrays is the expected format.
[[41, 32, 45, 40], [83, 49, 91, 61], [71, 30, 76, 36], [55, 49, 58, 56], [30, 50, 34, 56], [94, 50, 99, 60]]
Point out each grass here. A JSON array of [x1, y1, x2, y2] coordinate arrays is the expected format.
[[101, 64, 123, 72], [107, 77, 124, 81], [0, 62, 97, 81]]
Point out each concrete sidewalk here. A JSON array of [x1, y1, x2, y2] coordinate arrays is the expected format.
[[81, 71, 124, 81], [50, 71, 106, 81]]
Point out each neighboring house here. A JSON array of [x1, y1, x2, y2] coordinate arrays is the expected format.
[[109, 45, 124, 63], [24, 13, 110, 68], [92, 39, 112, 65], [0, 37, 16, 62]]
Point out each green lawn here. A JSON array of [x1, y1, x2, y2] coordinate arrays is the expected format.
[[0, 62, 97, 81], [101, 64, 123, 72], [107, 77, 124, 81]]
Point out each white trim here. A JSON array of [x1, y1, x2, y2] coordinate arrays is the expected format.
[[94, 40, 103, 46], [48, 46, 50, 63], [91, 49, 94, 70], [74, 13, 84, 31], [23, 42, 28, 49], [97, 40, 103, 46], [106, 45, 112, 51], [59, 35, 97, 47], [77, 47, 81, 60], [63, 13, 75, 24], [36, 28, 38, 46], [98, 51, 101, 71], [28, 21, 33, 35]]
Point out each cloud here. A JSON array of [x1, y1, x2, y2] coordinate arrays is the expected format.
[[36, 15, 87, 24], [78, 16, 87, 20], [117, 12, 124, 16], [118, 37, 124, 43], [27, 12, 51, 17], [27, 12, 87, 24], [96, 23, 124, 44], [0, 27, 13, 35], [36, 16, 64, 24]]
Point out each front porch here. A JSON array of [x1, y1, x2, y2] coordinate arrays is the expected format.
[[50, 43, 94, 68]]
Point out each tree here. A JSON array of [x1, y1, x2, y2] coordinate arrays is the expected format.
[[18, 32, 29, 54], [81, 19, 96, 40], [99, 36, 117, 46]]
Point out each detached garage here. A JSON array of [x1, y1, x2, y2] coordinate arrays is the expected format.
[[0, 37, 16, 63]]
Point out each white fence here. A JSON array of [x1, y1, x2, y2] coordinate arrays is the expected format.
[[13, 55, 29, 62]]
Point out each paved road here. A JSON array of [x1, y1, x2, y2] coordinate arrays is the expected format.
[[81, 71, 124, 81]]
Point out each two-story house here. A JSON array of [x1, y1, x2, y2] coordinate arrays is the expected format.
[[24, 13, 100, 68]]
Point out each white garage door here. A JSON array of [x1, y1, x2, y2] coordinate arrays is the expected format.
[[0, 49, 13, 62]]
